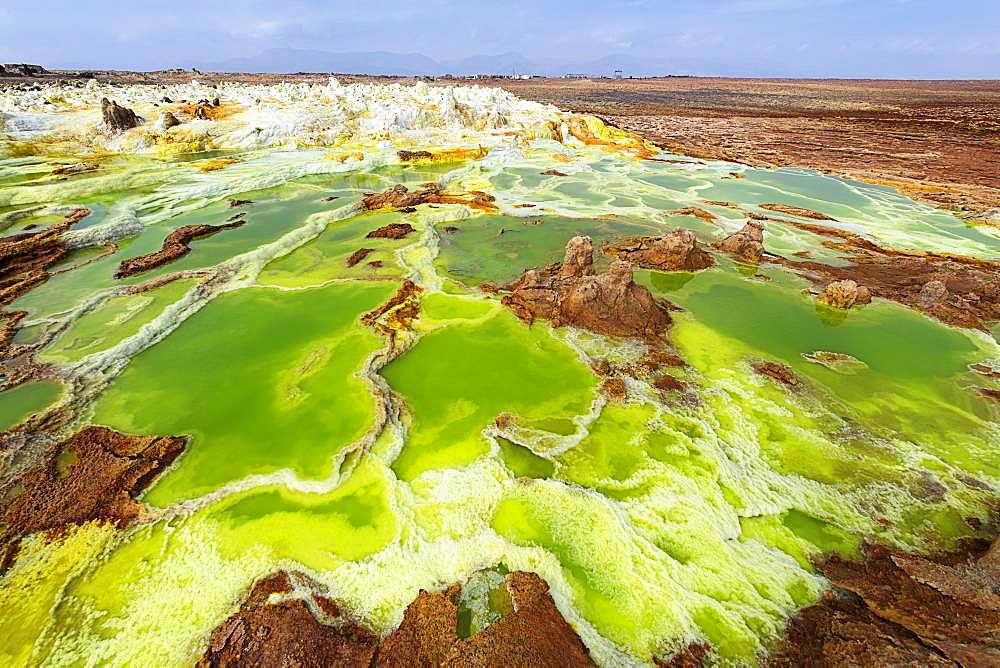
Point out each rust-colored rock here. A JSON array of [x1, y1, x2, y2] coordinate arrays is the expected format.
[[810, 541, 1000, 666], [114, 220, 245, 278], [541, 169, 568, 177], [366, 223, 415, 240], [101, 97, 141, 133], [753, 360, 800, 388], [0, 208, 88, 307], [398, 150, 433, 161], [362, 280, 423, 349], [769, 590, 955, 667], [377, 584, 461, 667], [200, 571, 379, 668], [50, 161, 99, 176], [970, 363, 1000, 380], [361, 183, 497, 213], [501, 236, 673, 342], [759, 203, 835, 221], [346, 247, 375, 267], [670, 207, 717, 223], [656, 642, 709, 667], [815, 279, 872, 309], [979, 388, 1000, 403], [0, 426, 187, 571], [654, 374, 686, 392], [202, 570, 592, 667], [712, 220, 765, 263], [600, 377, 628, 402], [771, 220, 1000, 329], [604, 229, 715, 272], [440, 571, 595, 667]]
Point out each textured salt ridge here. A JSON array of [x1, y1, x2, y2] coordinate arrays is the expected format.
[[1, 79, 559, 154]]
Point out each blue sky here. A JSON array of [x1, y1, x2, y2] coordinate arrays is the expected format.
[[2, 0, 998, 77]]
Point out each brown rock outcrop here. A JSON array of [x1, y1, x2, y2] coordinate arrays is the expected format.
[[712, 220, 765, 264], [670, 207, 717, 223], [0, 426, 187, 572], [817, 542, 1000, 666], [753, 360, 800, 388], [0, 208, 88, 307], [346, 248, 375, 267], [759, 203, 835, 221], [398, 150, 433, 162], [361, 183, 497, 213], [769, 590, 955, 667], [772, 538, 1000, 666], [501, 236, 673, 342], [815, 279, 872, 309], [157, 111, 181, 130], [770, 220, 1000, 329], [380, 571, 594, 667], [200, 571, 379, 668], [604, 229, 715, 272], [377, 585, 461, 666], [438, 571, 595, 666], [656, 642, 709, 667], [101, 97, 141, 134], [362, 280, 423, 351], [541, 169, 568, 177], [114, 220, 245, 278], [201, 570, 593, 667], [366, 223, 415, 240], [50, 161, 99, 176]]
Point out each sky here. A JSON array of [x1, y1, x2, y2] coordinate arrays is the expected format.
[[1, 0, 998, 78]]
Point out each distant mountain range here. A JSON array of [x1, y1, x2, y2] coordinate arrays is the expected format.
[[208, 48, 683, 77]]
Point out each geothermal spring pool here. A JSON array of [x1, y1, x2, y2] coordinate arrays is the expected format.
[[0, 79, 998, 665]]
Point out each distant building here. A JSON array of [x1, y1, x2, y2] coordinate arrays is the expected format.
[[614, 69, 623, 79]]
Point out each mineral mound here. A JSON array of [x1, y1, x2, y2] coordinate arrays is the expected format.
[[0, 426, 187, 571], [114, 220, 245, 278], [604, 229, 715, 272], [501, 235, 673, 342], [712, 220, 765, 263], [200, 570, 594, 667]]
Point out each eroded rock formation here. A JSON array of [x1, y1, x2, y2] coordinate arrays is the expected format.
[[0, 208, 88, 306], [501, 235, 673, 342], [772, 539, 1000, 666], [753, 360, 800, 388], [712, 220, 765, 264], [604, 229, 715, 272], [157, 111, 181, 131], [759, 203, 835, 221], [361, 183, 497, 213], [397, 150, 433, 161], [362, 280, 423, 354], [114, 220, 245, 278], [200, 571, 379, 667], [772, 220, 1000, 329], [0, 426, 187, 571], [200, 570, 593, 667], [346, 248, 375, 267], [101, 97, 142, 134], [816, 279, 872, 309], [50, 161, 99, 176], [366, 223, 415, 240], [670, 207, 718, 223]]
